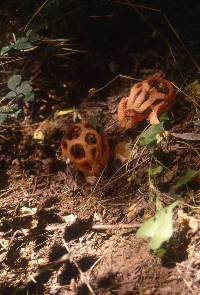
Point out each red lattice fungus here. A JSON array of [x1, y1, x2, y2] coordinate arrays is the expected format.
[[61, 123, 110, 176], [118, 77, 175, 129]]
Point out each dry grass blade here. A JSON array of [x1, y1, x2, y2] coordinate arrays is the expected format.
[[24, 0, 50, 31], [170, 132, 200, 141]]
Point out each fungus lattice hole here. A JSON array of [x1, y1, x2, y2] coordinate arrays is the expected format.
[[91, 148, 97, 159], [85, 133, 97, 145], [61, 140, 67, 150], [125, 109, 137, 117], [136, 89, 142, 98], [149, 81, 169, 94], [84, 123, 92, 128], [67, 126, 82, 140], [70, 144, 85, 159], [81, 162, 92, 171], [151, 99, 164, 107]]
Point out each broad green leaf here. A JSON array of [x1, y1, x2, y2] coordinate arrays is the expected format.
[[5, 91, 16, 99], [136, 201, 179, 251], [0, 106, 13, 113], [8, 75, 21, 91], [25, 30, 32, 38], [1, 104, 18, 113], [159, 112, 170, 122], [0, 113, 7, 123], [26, 30, 40, 42], [16, 81, 32, 95], [14, 37, 33, 50], [174, 169, 197, 189], [148, 165, 164, 176], [0, 44, 14, 55], [11, 109, 22, 118], [139, 123, 164, 146], [24, 92, 35, 102]]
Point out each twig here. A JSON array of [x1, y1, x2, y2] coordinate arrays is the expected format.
[[94, 74, 140, 94], [24, 0, 50, 31], [45, 222, 140, 232], [92, 223, 140, 230]]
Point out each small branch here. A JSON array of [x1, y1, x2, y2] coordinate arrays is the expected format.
[[94, 74, 140, 94], [92, 223, 140, 230], [45, 222, 140, 232], [24, 0, 50, 31]]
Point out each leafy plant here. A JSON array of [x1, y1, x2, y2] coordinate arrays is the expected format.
[[0, 75, 35, 123], [148, 165, 164, 176], [159, 111, 170, 122], [139, 123, 164, 146], [6, 75, 35, 101], [174, 169, 197, 190], [136, 201, 179, 251], [0, 30, 40, 55]]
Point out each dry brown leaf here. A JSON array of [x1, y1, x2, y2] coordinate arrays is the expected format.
[[170, 132, 200, 141], [177, 209, 198, 233]]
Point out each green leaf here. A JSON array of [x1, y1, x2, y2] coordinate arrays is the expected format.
[[11, 109, 22, 118], [139, 123, 164, 146], [21, 81, 32, 95], [16, 81, 32, 95], [26, 30, 33, 39], [0, 105, 13, 113], [136, 201, 179, 251], [174, 169, 197, 189], [26, 30, 40, 42], [5, 91, 16, 99], [24, 92, 35, 102], [14, 37, 33, 50], [148, 165, 164, 176], [159, 112, 170, 122], [0, 104, 18, 113], [0, 113, 7, 123], [0, 44, 14, 55], [7, 75, 22, 91]]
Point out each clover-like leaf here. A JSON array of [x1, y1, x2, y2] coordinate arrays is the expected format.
[[16, 81, 32, 96], [24, 92, 35, 102], [139, 123, 164, 146], [7, 75, 22, 91], [136, 201, 179, 251], [21, 81, 32, 95]]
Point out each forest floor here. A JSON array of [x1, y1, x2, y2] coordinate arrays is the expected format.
[[0, 1, 200, 295]]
